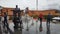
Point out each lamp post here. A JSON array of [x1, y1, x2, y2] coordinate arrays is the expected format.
[[36, 0, 38, 34], [36, 0, 38, 10]]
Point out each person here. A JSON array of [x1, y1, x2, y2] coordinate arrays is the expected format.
[[25, 7, 29, 31], [39, 13, 43, 32], [12, 5, 21, 29], [39, 13, 43, 25], [3, 12, 9, 30], [46, 13, 52, 25]]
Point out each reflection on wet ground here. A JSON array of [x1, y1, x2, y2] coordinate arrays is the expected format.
[[0, 20, 60, 34], [46, 24, 50, 34]]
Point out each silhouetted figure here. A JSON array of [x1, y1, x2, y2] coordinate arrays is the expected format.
[[3, 12, 9, 29], [12, 5, 21, 30], [39, 13, 43, 32], [47, 13, 52, 25]]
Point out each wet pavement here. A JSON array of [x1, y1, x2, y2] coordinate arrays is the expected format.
[[0, 18, 60, 34]]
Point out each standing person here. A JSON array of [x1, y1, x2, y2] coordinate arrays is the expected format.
[[47, 13, 52, 25], [12, 5, 21, 29], [39, 13, 43, 24], [3, 12, 9, 30], [25, 7, 29, 31], [39, 13, 43, 32]]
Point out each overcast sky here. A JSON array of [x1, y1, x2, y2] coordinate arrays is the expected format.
[[0, 0, 60, 10]]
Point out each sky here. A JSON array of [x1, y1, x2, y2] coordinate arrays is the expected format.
[[0, 0, 60, 10]]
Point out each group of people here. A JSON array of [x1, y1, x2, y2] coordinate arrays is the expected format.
[[39, 13, 52, 25], [0, 5, 23, 32], [2, 5, 29, 31], [12, 5, 29, 30], [0, 5, 53, 32], [39, 13, 52, 32]]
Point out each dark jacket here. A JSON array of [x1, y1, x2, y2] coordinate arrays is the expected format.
[[47, 14, 52, 21], [4, 14, 7, 21]]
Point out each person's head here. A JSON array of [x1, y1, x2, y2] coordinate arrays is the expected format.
[[26, 7, 29, 10], [25, 7, 29, 14], [16, 5, 18, 8]]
